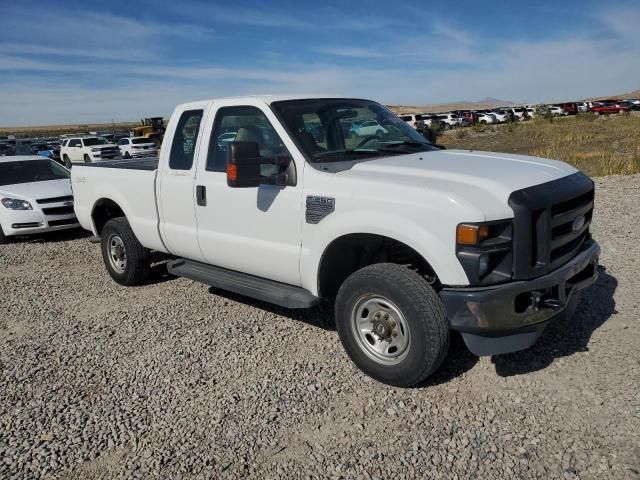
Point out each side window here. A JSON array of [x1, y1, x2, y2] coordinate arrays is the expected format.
[[169, 109, 203, 170], [206, 106, 290, 173], [69, 139, 80, 147]]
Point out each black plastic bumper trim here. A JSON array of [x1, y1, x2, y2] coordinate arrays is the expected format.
[[440, 239, 600, 335]]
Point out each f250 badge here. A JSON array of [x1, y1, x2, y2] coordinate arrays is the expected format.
[[306, 196, 335, 224]]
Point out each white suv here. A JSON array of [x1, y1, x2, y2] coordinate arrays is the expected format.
[[60, 136, 120, 167], [117, 137, 158, 159], [399, 114, 425, 131]]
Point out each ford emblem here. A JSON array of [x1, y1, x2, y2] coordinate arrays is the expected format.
[[571, 214, 586, 233]]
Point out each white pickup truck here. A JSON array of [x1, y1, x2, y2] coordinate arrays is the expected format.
[[72, 96, 600, 387]]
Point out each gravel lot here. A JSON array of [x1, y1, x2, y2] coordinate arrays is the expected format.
[[1, 174, 639, 479]]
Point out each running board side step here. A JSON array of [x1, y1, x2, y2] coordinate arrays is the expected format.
[[167, 259, 320, 309]]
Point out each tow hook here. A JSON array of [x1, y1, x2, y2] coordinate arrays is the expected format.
[[531, 291, 563, 311]]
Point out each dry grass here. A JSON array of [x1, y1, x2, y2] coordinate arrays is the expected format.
[[440, 113, 640, 176]]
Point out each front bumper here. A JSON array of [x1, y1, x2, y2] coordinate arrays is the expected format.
[[2, 208, 79, 237], [440, 239, 600, 356]]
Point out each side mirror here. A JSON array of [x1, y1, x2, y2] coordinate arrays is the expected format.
[[226, 141, 264, 188]]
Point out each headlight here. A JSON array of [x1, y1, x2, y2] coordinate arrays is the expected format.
[[456, 220, 513, 285], [1, 197, 33, 210], [91, 148, 101, 152]]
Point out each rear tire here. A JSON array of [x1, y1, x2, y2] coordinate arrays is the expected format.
[[63, 155, 72, 169], [335, 263, 449, 387], [101, 217, 150, 285]]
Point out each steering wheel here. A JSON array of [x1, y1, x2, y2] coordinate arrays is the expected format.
[[356, 135, 382, 148]]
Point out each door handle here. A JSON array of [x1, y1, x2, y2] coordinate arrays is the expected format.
[[196, 185, 207, 206]]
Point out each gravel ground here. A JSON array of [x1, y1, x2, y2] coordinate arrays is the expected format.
[[1, 174, 639, 479]]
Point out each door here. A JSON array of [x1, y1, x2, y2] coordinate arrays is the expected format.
[[157, 107, 207, 261], [68, 139, 82, 161], [194, 104, 303, 286]]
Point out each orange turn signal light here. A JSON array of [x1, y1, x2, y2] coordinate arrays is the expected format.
[[457, 224, 489, 245], [226, 163, 238, 182]]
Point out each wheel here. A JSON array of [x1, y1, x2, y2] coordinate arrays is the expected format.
[[83, 154, 91, 163], [101, 217, 150, 285], [0, 224, 6, 244], [124, 152, 131, 159], [63, 155, 72, 169], [335, 263, 449, 387]]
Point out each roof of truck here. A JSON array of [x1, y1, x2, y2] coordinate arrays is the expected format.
[[179, 94, 354, 108]]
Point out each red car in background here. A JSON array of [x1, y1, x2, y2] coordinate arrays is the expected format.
[[591, 99, 631, 115], [557, 102, 578, 115]]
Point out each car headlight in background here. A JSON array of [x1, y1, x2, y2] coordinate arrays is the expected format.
[[456, 220, 513, 285], [1, 197, 33, 210]]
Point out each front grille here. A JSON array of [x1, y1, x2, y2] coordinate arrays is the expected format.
[[37, 195, 73, 204], [48, 218, 77, 227], [42, 205, 75, 215], [509, 172, 594, 280]]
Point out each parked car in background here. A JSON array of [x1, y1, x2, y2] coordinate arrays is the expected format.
[[476, 112, 497, 124], [546, 106, 568, 116], [590, 100, 630, 115], [352, 119, 388, 137], [399, 114, 425, 131], [117, 137, 158, 159], [555, 103, 577, 115], [526, 108, 537, 119], [60, 136, 120, 167], [622, 100, 640, 111], [435, 113, 462, 128], [576, 102, 589, 113], [509, 107, 529, 121], [0, 156, 79, 243], [0, 142, 15, 156], [491, 110, 511, 123]]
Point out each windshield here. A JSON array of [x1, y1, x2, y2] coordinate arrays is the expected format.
[[0, 160, 70, 186], [83, 137, 106, 146], [271, 98, 438, 162]]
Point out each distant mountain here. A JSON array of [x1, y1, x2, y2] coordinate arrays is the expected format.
[[585, 89, 640, 101], [476, 97, 517, 106]]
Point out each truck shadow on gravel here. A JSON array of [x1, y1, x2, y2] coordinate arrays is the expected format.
[[491, 266, 617, 377], [207, 267, 616, 384]]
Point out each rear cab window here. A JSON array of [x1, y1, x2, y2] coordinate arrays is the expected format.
[[169, 109, 204, 170]]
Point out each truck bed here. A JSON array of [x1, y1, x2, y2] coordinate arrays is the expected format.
[[80, 157, 158, 171], [71, 160, 166, 252]]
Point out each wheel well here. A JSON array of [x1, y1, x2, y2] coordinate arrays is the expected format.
[[317, 234, 439, 299], [92, 199, 124, 234]]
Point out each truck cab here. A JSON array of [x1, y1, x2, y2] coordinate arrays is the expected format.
[[71, 96, 600, 387]]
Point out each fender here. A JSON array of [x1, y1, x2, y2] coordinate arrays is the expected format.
[[300, 209, 470, 296]]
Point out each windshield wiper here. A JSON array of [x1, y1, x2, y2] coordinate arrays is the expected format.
[[313, 149, 380, 161], [375, 141, 442, 153]]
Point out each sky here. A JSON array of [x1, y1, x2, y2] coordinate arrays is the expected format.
[[0, 0, 639, 126]]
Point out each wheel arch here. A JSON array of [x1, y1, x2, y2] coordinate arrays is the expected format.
[[91, 198, 126, 235], [317, 232, 441, 299]]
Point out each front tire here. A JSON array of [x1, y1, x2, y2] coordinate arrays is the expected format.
[[101, 217, 150, 285], [0, 224, 7, 244], [83, 154, 92, 163], [335, 263, 449, 387]]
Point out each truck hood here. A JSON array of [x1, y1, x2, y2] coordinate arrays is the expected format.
[[340, 149, 578, 220], [0, 179, 72, 201]]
